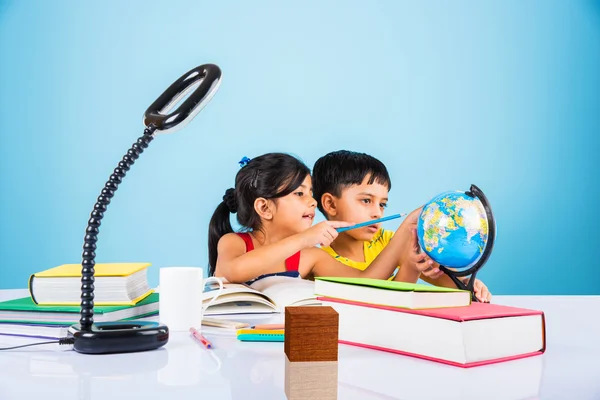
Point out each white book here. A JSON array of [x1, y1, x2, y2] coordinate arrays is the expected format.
[[202, 276, 320, 315], [322, 297, 546, 368], [337, 348, 544, 400]]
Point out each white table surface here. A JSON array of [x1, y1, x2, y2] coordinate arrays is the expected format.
[[0, 289, 598, 400]]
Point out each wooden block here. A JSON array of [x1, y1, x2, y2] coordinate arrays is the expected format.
[[284, 357, 338, 400], [284, 306, 339, 362]]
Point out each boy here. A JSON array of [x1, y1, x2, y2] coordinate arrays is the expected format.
[[312, 150, 491, 302]]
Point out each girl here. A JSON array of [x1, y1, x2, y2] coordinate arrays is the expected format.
[[208, 153, 436, 283]]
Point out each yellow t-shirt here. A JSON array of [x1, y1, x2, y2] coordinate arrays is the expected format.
[[320, 228, 398, 277]]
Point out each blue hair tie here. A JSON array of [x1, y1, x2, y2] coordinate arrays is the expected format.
[[238, 156, 251, 168]]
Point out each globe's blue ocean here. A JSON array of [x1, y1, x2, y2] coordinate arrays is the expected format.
[[417, 191, 490, 269]]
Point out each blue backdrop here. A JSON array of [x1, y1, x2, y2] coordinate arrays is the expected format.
[[1, 0, 598, 294]]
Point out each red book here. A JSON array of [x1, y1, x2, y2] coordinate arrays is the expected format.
[[319, 297, 546, 368]]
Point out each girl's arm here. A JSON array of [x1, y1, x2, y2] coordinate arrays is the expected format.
[[215, 221, 353, 283], [215, 233, 305, 283]]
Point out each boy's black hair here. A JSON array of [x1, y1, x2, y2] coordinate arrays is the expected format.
[[208, 153, 311, 276], [312, 150, 392, 216]]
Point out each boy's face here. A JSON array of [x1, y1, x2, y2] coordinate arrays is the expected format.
[[325, 175, 389, 241]]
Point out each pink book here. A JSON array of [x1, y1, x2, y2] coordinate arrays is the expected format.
[[319, 297, 546, 368]]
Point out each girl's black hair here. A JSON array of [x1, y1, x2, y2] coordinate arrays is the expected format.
[[208, 153, 311, 276]]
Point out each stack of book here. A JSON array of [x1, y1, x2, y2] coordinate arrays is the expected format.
[[236, 328, 285, 342], [0, 263, 159, 340], [314, 277, 546, 368]]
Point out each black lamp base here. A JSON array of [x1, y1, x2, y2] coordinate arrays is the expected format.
[[68, 321, 169, 354]]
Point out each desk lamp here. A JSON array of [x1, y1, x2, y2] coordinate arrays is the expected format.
[[67, 64, 222, 354]]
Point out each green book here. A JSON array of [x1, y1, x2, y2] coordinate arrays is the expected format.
[[0, 293, 159, 324], [314, 277, 471, 309]]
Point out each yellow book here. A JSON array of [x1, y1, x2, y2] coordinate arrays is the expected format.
[[29, 263, 154, 306], [33, 263, 150, 277], [237, 328, 285, 335]]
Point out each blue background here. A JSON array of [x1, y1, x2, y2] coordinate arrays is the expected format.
[[1, 1, 598, 294]]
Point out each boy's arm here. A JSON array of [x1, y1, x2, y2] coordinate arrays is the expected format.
[[392, 210, 444, 283], [394, 227, 492, 302], [302, 240, 404, 280], [392, 211, 492, 301], [305, 208, 429, 281]]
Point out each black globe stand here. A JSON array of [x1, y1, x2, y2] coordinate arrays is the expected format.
[[68, 64, 222, 354], [438, 266, 481, 302], [437, 184, 496, 303]]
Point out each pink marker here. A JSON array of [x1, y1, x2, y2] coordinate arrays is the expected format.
[[190, 327, 213, 349]]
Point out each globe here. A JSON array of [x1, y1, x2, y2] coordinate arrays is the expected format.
[[417, 186, 495, 270]]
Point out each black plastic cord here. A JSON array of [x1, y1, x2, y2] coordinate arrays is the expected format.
[[0, 337, 75, 351]]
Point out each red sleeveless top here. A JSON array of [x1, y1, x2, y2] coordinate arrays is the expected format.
[[236, 232, 300, 271]]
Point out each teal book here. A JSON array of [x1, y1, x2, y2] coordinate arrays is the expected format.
[[0, 293, 159, 324], [237, 333, 284, 342]]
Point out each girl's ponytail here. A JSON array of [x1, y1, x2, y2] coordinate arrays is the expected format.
[[208, 188, 237, 276]]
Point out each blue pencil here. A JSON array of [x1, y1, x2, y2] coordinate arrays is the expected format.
[[336, 213, 407, 233]]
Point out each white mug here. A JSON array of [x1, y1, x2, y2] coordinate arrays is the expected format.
[[159, 267, 223, 332]]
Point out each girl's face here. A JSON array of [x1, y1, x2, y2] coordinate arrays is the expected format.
[[271, 174, 317, 235]]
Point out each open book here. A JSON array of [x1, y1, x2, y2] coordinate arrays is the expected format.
[[202, 276, 320, 315]]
